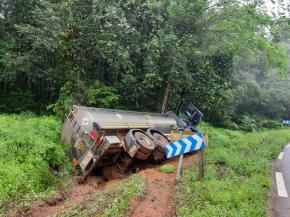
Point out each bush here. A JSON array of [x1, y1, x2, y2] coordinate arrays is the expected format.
[[49, 80, 119, 117], [236, 115, 257, 132], [256, 119, 282, 129], [233, 116, 282, 131], [220, 119, 239, 130], [0, 114, 68, 206]]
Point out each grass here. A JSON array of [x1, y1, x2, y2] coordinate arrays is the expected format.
[[58, 175, 145, 217], [0, 114, 69, 214], [1, 113, 289, 217], [159, 164, 174, 173], [176, 123, 290, 217]]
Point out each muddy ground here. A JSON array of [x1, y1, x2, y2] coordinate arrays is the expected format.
[[21, 152, 201, 217]]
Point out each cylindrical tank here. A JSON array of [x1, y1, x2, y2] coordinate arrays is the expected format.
[[66, 105, 177, 134], [61, 105, 203, 180], [61, 105, 180, 179]]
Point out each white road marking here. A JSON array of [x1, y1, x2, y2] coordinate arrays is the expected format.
[[278, 152, 284, 160], [286, 144, 290, 148], [276, 172, 288, 197]]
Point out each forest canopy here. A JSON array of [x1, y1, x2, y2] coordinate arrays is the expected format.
[[0, 0, 289, 129]]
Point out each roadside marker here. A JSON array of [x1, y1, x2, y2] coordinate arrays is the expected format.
[[165, 133, 206, 158], [278, 152, 284, 160], [168, 132, 206, 181], [276, 172, 288, 197]]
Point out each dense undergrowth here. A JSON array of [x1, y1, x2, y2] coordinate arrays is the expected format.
[[176, 123, 290, 217], [0, 114, 69, 212]]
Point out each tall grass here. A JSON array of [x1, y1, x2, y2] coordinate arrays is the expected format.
[[0, 114, 68, 210], [176, 123, 290, 217]]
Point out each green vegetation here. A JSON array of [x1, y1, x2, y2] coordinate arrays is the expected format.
[[176, 123, 290, 217], [58, 175, 145, 217], [0, 0, 290, 215], [1, 0, 289, 127], [159, 164, 174, 173], [0, 114, 69, 212]]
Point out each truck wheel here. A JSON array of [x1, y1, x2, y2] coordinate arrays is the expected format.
[[134, 131, 155, 160], [146, 129, 169, 154], [124, 129, 155, 160]]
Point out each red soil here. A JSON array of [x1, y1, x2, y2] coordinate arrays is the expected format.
[[22, 176, 117, 217], [126, 153, 200, 217], [21, 152, 201, 217]]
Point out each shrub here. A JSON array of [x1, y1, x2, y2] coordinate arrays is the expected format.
[[49, 80, 119, 117], [236, 115, 257, 131], [256, 119, 281, 129], [0, 114, 68, 205]]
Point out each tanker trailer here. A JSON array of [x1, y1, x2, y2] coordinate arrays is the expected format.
[[61, 104, 202, 181]]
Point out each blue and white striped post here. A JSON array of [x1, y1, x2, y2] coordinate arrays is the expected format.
[[165, 132, 206, 180], [165, 133, 206, 158]]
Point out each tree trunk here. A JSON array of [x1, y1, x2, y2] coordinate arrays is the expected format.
[[161, 79, 171, 113], [175, 95, 184, 115], [175, 88, 186, 115]]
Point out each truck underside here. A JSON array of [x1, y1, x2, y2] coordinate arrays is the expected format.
[[61, 105, 202, 181]]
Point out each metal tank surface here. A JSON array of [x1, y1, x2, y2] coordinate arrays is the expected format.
[[61, 105, 202, 181], [66, 105, 177, 132]]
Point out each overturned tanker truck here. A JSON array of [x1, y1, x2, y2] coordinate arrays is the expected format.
[[61, 104, 203, 181]]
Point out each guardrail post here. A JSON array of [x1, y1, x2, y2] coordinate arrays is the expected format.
[[198, 150, 204, 180], [176, 131, 184, 181], [176, 155, 183, 181]]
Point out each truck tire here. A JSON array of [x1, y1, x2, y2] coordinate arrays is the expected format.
[[146, 129, 168, 154], [145, 129, 169, 163], [124, 129, 155, 160]]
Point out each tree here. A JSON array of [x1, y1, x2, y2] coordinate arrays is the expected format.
[[0, 0, 288, 124]]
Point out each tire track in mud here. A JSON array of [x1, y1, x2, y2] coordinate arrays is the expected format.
[[127, 169, 176, 217], [126, 153, 200, 217], [23, 152, 200, 217], [23, 177, 118, 217]]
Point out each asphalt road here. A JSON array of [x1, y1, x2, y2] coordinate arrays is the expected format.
[[270, 143, 290, 217]]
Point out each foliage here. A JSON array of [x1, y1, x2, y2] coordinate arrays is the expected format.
[[0, 114, 69, 211], [58, 175, 145, 217], [159, 164, 174, 173], [176, 123, 290, 216], [256, 119, 282, 129], [49, 80, 119, 117], [0, 92, 37, 113], [228, 44, 290, 125], [0, 0, 289, 119], [234, 116, 282, 132], [236, 115, 258, 132]]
